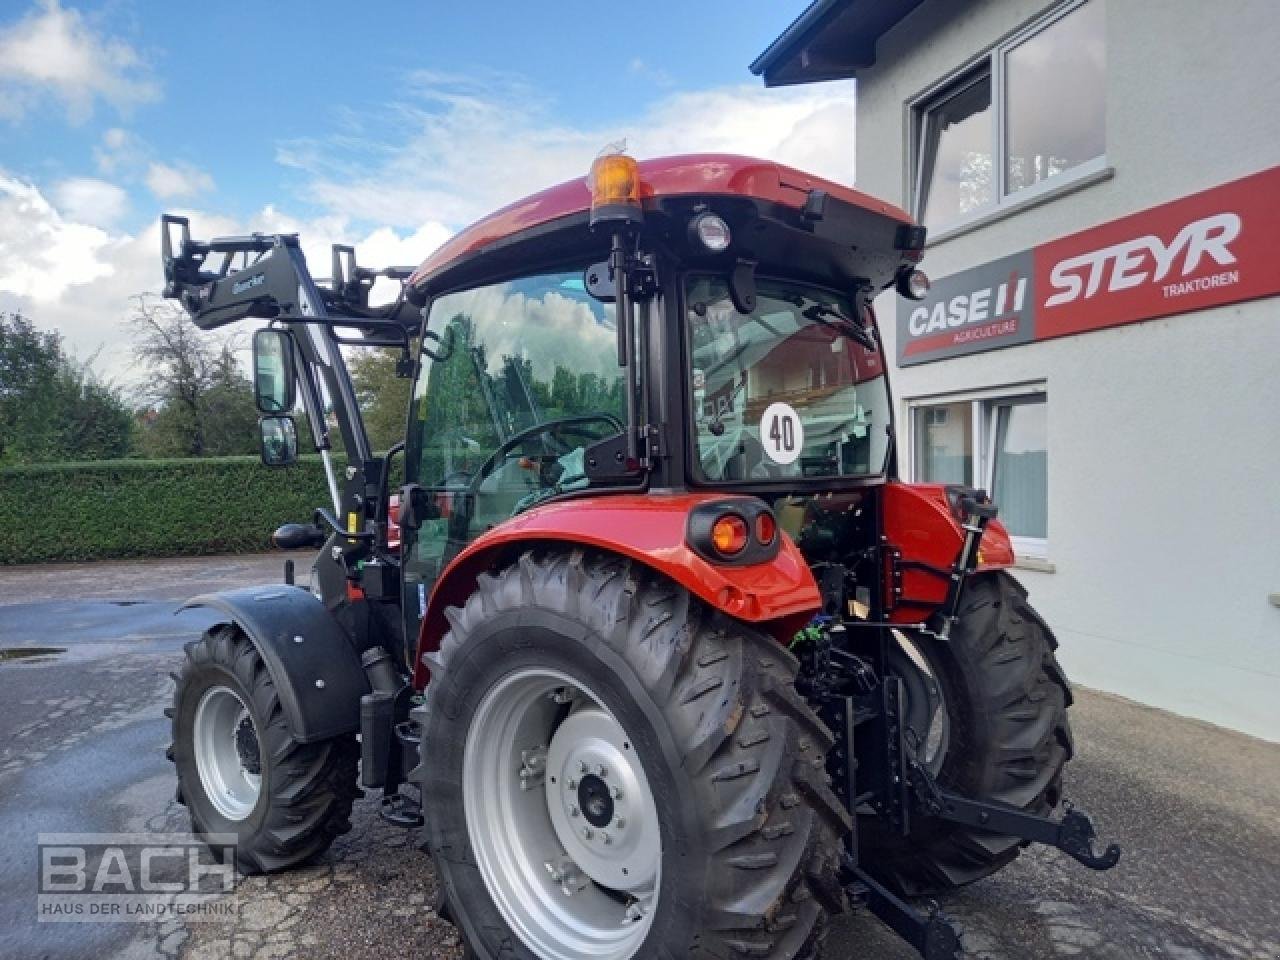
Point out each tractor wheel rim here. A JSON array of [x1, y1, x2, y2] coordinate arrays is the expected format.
[[193, 685, 262, 821], [463, 667, 660, 960], [892, 632, 950, 775]]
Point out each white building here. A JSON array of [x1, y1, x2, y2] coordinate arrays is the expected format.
[[754, 0, 1280, 741]]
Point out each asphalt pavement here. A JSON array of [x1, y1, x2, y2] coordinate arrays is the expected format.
[[0, 554, 1276, 960]]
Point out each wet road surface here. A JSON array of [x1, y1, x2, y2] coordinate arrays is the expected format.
[[0, 554, 1277, 959]]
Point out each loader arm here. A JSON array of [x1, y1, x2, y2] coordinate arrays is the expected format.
[[160, 214, 419, 510]]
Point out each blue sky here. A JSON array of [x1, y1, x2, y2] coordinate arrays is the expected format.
[[0, 0, 854, 379]]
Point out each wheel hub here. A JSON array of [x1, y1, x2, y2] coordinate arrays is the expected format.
[[193, 685, 262, 821], [577, 775, 613, 827], [234, 715, 262, 776], [545, 707, 658, 894], [462, 668, 661, 960]]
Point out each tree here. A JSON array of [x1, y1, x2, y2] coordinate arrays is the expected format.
[[348, 346, 413, 453], [129, 295, 258, 458], [0, 312, 134, 464]]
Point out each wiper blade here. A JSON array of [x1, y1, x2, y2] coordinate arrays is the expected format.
[[801, 303, 879, 352]]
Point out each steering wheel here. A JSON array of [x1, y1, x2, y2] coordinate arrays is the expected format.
[[469, 414, 624, 492]]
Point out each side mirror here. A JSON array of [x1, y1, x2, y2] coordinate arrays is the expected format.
[[253, 328, 297, 414], [259, 415, 298, 467]]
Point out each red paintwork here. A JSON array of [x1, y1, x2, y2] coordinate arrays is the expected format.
[[411, 491, 822, 689], [409, 154, 913, 289], [880, 482, 1014, 623]]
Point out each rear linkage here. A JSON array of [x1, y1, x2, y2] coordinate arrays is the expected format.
[[801, 488, 1120, 960]]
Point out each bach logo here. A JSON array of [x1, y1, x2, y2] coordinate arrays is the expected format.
[[1044, 211, 1241, 307], [37, 833, 238, 923]]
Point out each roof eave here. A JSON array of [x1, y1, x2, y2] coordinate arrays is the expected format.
[[750, 0, 927, 87]]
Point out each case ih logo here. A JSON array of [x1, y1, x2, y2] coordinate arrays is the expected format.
[[898, 165, 1280, 366]]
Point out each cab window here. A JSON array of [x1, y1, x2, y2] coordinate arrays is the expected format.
[[687, 275, 890, 482], [404, 270, 624, 589]]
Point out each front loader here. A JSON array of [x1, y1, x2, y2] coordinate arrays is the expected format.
[[161, 152, 1118, 960]]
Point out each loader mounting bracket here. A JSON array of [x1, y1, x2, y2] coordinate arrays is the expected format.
[[908, 758, 1122, 871]]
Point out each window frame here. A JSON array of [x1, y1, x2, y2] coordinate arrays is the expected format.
[[906, 384, 1049, 560], [908, 0, 1106, 234]]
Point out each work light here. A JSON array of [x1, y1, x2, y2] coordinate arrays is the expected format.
[[897, 267, 931, 300], [690, 212, 731, 253]]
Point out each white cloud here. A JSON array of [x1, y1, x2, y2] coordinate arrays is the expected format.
[[0, 174, 448, 383], [2, 71, 858, 388], [52, 176, 128, 227], [94, 126, 148, 175], [278, 73, 857, 229], [145, 161, 215, 200], [0, 0, 159, 122]]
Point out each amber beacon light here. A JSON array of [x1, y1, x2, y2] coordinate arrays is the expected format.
[[588, 153, 644, 226]]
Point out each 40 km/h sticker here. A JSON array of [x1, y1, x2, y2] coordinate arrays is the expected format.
[[760, 402, 804, 465]]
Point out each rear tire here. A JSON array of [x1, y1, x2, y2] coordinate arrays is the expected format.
[[858, 572, 1073, 896], [168, 624, 361, 873], [418, 548, 850, 960]]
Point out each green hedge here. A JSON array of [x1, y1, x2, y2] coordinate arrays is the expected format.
[[0, 456, 333, 564]]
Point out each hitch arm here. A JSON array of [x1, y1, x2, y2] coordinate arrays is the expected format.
[[910, 761, 1121, 871], [842, 857, 962, 960]]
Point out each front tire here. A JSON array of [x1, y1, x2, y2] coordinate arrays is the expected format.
[[418, 548, 850, 960], [859, 572, 1073, 895], [168, 624, 361, 873]]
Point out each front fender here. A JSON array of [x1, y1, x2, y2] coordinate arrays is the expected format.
[[412, 492, 821, 688], [182, 585, 370, 742]]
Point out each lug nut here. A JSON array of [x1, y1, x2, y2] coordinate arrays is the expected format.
[[601, 832, 612, 845], [567, 778, 578, 790], [596, 764, 608, 778], [582, 827, 593, 840], [615, 817, 626, 829], [569, 805, 580, 818], [579, 760, 590, 774], [610, 785, 622, 800]]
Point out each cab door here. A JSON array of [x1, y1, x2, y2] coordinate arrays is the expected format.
[[398, 269, 625, 658]]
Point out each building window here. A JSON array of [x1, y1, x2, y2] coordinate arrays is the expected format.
[[911, 392, 1048, 557], [911, 0, 1106, 230]]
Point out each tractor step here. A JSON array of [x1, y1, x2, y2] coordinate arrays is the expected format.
[[379, 792, 424, 828], [842, 857, 963, 960]]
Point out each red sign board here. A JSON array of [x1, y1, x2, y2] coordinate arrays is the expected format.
[[897, 165, 1280, 365]]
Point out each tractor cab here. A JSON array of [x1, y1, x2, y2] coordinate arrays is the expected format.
[[158, 152, 1117, 960], [395, 154, 932, 651]]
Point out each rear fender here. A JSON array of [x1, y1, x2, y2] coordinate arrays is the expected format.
[[411, 492, 821, 688], [881, 481, 1015, 623], [181, 585, 370, 742]]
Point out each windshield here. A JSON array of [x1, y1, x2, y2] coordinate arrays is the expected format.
[[686, 275, 890, 482]]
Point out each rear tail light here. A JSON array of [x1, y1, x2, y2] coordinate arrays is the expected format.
[[755, 512, 777, 546], [711, 514, 749, 555], [686, 499, 781, 565]]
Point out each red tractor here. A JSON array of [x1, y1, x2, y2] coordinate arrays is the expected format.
[[161, 153, 1117, 960]]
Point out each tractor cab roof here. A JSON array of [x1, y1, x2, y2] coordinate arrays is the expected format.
[[409, 154, 919, 298]]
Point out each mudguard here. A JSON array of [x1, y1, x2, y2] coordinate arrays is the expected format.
[[181, 584, 370, 742], [881, 482, 1015, 623], [412, 491, 822, 688]]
